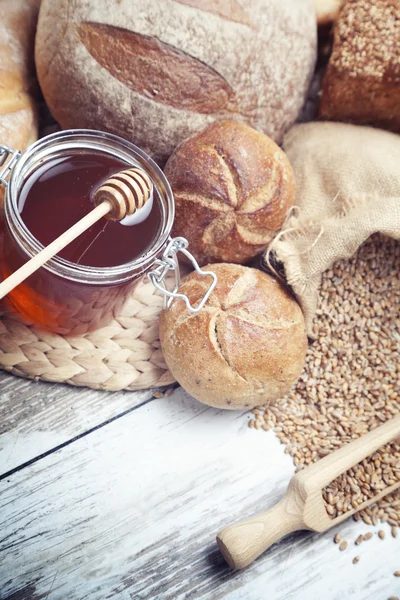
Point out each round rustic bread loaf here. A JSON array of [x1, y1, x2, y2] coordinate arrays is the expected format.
[[35, 0, 317, 164], [164, 120, 295, 265], [159, 264, 308, 409]]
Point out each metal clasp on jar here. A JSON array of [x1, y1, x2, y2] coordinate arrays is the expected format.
[[0, 145, 21, 187], [148, 237, 217, 313]]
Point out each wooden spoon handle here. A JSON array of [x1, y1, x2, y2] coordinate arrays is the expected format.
[[300, 413, 400, 488], [216, 497, 304, 570], [0, 201, 110, 301]]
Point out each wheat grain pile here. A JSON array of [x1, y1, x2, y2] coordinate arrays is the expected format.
[[250, 235, 400, 527]]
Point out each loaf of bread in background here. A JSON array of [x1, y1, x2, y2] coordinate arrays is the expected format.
[[160, 264, 308, 410], [0, 0, 39, 158], [313, 0, 341, 25], [35, 0, 317, 164], [164, 120, 295, 266], [319, 0, 400, 132]]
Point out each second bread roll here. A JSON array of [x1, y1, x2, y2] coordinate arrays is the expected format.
[[0, 0, 40, 212], [164, 121, 295, 266], [160, 264, 307, 410], [0, 0, 39, 152]]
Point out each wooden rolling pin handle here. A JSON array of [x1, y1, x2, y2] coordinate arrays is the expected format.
[[216, 498, 303, 569]]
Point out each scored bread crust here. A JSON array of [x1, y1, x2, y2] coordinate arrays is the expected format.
[[0, 0, 39, 150], [0, 0, 40, 209], [164, 120, 295, 266], [35, 0, 317, 164], [159, 264, 307, 409]]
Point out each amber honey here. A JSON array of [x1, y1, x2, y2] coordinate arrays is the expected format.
[[1, 131, 173, 335], [18, 153, 162, 267]]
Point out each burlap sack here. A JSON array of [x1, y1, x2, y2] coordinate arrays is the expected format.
[[264, 121, 400, 335]]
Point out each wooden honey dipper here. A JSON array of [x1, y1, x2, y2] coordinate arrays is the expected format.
[[217, 413, 400, 569], [0, 168, 153, 300]]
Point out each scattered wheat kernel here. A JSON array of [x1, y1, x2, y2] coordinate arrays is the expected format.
[[378, 530, 385, 540], [355, 534, 364, 545], [339, 541, 348, 551], [364, 532, 373, 541], [388, 597, 399, 600], [153, 391, 163, 399], [334, 533, 341, 544], [394, 572, 400, 577], [353, 556, 360, 564], [392, 527, 398, 538]]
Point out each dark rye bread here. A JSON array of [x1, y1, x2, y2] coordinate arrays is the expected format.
[[35, 0, 317, 164], [164, 120, 295, 265], [320, 0, 400, 132], [159, 264, 308, 409]]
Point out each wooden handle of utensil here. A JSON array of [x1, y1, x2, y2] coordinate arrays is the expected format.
[[217, 414, 400, 571], [216, 497, 304, 569], [0, 201, 111, 301], [301, 413, 400, 489]]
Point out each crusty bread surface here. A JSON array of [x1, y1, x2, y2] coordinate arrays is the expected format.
[[160, 264, 307, 410], [0, 0, 40, 211], [35, 0, 317, 163], [0, 0, 39, 152], [164, 120, 295, 266], [320, 0, 400, 132]]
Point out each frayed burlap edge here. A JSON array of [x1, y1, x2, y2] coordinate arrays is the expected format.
[[264, 194, 400, 336]]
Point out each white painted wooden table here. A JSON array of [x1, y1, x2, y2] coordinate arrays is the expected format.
[[0, 372, 398, 600]]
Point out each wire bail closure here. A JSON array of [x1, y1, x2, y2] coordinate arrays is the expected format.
[[148, 237, 217, 313], [0, 145, 21, 187]]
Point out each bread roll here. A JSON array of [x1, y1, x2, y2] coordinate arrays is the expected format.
[[164, 121, 295, 266], [0, 0, 39, 215], [0, 0, 39, 154], [160, 264, 307, 410], [35, 0, 317, 164], [319, 0, 400, 132]]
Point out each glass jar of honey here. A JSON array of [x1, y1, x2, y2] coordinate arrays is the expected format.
[[0, 130, 216, 335]]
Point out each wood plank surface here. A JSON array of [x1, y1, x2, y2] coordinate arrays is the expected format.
[[1, 389, 398, 600], [0, 372, 152, 474]]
